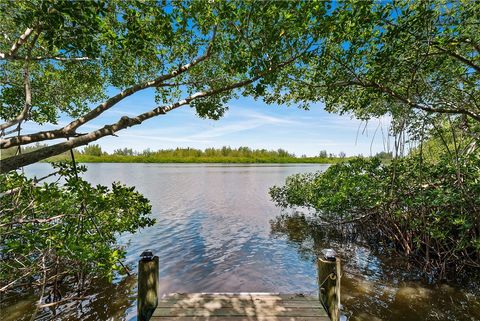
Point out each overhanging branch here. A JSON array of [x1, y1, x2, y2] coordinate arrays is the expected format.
[[1, 53, 299, 173], [433, 45, 480, 73], [0, 77, 260, 172], [3, 56, 93, 61], [1, 27, 218, 149], [323, 53, 480, 122], [0, 27, 35, 59], [0, 32, 38, 132]]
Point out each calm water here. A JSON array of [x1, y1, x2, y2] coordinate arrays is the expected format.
[[2, 163, 479, 320]]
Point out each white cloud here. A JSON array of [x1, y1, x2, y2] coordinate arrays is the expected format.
[[5, 98, 395, 157], [190, 121, 261, 139], [119, 132, 212, 144], [189, 110, 298, 139], [247, 111, 299, 125]]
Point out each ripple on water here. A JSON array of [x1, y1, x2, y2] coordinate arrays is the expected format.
[[5, 163, 478, 321]]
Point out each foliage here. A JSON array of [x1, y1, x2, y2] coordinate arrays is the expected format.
[[0, 162, 154, 295], [374, 151, 393, 160], [0, 142, 49, 159], [55, 146, 350, 164], [82, 144, 103, 156], [318, 150, 328, 158], [0, 0, 478, 304], [270, 0, 480, 130], [270, 152, 480, 277], [271, 158, 384, 219], [264, 0, 480, 279], [1, 0, 479, 170], [412, 118, 480, 162], [0, 0, 328, 172], [112, 147, 134, 156]]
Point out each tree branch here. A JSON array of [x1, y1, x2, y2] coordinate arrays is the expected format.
[[458, 38, 480, 53], [323, 53, 480, 122], [0, 214, 66, 228], [0, 68, 31, 131], [0, 80, 256, 172], [291, 74, 480, 122], [0, 53, 207, 147], [364, 80, 480, 122], [0, 271, 32, 292], [0, 32, 38, 132], [3, 56, 93, 61], [433, 45, 480, 73], [1, 27, 218, 149], [1, 53, 298, 173], [0, 27, 35, 59]]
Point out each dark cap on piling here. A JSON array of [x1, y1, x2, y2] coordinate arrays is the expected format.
[[140, 249, 154, 261], [322, 248, 337, 261]]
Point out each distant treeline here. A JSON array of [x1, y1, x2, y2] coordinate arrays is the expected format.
[[1, 143, 394, 163], [74, 145, 349, 163]]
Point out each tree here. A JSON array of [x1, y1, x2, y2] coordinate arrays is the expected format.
[[270, 153, 480, 277], [113, 147, 134, 156], [318, 150, 328, 158], [0, 162, 154, 307], [267, 0, 480, 139], [266, 0, 480, 279], [0, 0, 326, 173], [83, 144, 103, 156], [374, 151, 393, 160], [2, 1, 479, 171], [0, 2, 326, 308]]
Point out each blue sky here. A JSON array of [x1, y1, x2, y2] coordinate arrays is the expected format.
[[21, 87, 393, 157]]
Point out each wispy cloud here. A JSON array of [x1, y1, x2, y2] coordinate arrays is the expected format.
[[119, 133, 212, 144], [104, 109, 139, 117], [190, 111, 298, 139], [190, 121, 261, 139], [247, 111, 299, 125], [11, 96, 394, 156]]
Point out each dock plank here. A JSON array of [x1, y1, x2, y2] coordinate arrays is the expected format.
[[151, 317, 328, 321], [154, 307, 325, 317], [157, 300, 321, 308], [151, 293, 329, 321]]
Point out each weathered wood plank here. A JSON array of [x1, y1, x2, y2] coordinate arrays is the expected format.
[[157, 300, 321, 308], [153, 307, 325, 317], [162, 293, 319, 301], [151, 317, 329, 321], [152, 293, 329, 320]]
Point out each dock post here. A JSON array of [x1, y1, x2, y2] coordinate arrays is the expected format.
[[138, 249, 159, 321], [317, 249, 341, 321]]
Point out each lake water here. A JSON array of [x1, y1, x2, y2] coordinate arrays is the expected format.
[[3, 163, 479, 320]]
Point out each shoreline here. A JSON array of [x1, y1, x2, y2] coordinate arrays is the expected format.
[[47, 155, 345, 164]]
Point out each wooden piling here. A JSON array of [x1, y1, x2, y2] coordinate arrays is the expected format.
[[317, 249, 341, 321], [138, 250, 159, 321]]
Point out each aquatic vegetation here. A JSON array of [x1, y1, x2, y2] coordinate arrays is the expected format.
[[0, 162, 154, 308], [270, 152, 480, 277]]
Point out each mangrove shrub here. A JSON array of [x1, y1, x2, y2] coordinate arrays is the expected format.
[[0, 162, 154, 299], [270, 153, 480, 277]]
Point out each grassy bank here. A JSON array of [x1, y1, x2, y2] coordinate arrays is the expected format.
[[0, 144, 350, 164], [67, 154, 345, 164], [2, 145, 355, 164]]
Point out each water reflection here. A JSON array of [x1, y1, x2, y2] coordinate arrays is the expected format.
[[3, 163, 479, 321], [1, 276, 136, 321], [5, 163, 326, 320], [270, 212, 480, 321]]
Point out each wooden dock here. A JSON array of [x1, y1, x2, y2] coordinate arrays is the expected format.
[[150, 293, 330, 321], [137, 249, 341, 321]]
